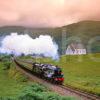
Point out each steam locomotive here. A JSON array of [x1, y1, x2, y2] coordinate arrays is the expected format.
[[32, 62, 64, 84], [14, 57, 64, 84]]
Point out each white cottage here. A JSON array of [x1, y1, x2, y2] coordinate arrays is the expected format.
[[66, 43, 86, 55]]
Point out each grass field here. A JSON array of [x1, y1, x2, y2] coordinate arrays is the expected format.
[[60, 54, 100, 95], [0, 62, 27, 97], [21, 53, 100, 95], [0, 55, 76, 100]]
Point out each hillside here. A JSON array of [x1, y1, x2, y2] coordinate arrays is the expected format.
[[63, 21, 100, 44], [0, 21, 100, 54], [0, 55, 75, 100], [21, 53, 100, 95], [62, 21, 100, 54]]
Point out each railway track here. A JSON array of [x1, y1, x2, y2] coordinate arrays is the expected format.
[[13, 58, 100, 100], [60, 85, 100, 100]]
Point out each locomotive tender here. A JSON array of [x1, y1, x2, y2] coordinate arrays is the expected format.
[[32, 62, 64, 84]]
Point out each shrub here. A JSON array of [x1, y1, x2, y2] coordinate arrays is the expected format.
[[8, 63, 28, 82], [9, 69, 28, 82], [3, 61, 11, 70], [18, 92, 44, 100], [14, 72, 28, 82], [0, 84, 76, 100], [17, 84, 76, 100]]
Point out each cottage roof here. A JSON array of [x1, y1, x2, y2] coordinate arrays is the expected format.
[[69, 43, 85, 50]]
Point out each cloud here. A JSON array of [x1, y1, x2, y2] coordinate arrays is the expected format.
[[0, 0, 100, 27]]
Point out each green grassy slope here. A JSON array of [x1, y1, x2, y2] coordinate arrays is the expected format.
[[26, 53, 100, 95], [60, 54, 100, 95], [63, 21, 100, 51], [0, 56, 76, 100], [0, 62, 27, 97]]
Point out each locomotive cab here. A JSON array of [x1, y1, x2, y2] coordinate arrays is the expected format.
[[53, 67, 64, 84]]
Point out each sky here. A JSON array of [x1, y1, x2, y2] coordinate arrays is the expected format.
[[0, 0, 100, 27]]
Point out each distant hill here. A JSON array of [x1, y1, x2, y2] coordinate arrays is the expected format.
[[62, 21, 100, 54], [0, 21, 100, 54], [63, 21, 100, 43]]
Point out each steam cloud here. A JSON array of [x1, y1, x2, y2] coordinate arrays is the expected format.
[[0, 33, 59, 59]]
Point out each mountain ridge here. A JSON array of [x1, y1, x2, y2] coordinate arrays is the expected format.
[[0, 20, 100, 54]]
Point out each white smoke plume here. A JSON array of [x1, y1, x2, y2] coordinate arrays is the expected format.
[[0, 33, 59, 59]]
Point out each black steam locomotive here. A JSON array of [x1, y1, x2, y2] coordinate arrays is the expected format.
[[32, 63, 64, 84]]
